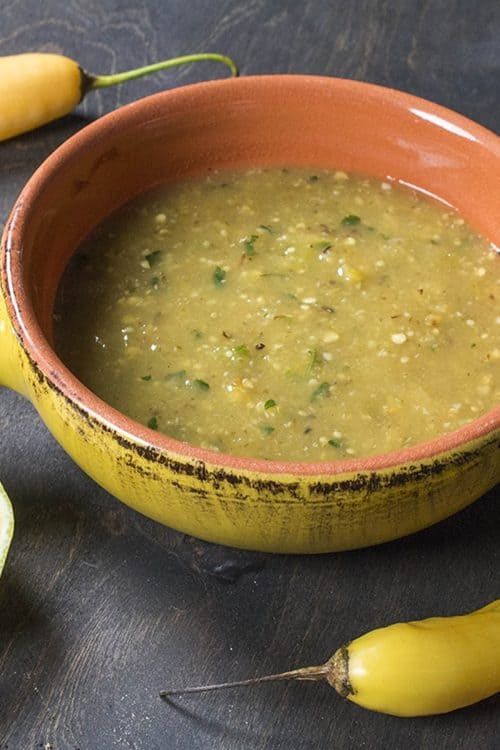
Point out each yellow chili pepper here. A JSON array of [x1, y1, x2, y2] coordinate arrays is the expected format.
[[0, 52, 238, 142], [328, 599, 500, 716], [160, 600, 500, 717]]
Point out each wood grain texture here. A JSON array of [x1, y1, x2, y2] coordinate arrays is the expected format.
[[0, 1, 499, 748]]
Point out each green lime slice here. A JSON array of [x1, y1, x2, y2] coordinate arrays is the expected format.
[[0, 481, 14, 575]]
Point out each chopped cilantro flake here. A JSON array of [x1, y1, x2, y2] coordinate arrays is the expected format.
[[147, 416, 158, 430], [315, 241, 332, 253], [213, 266, 227, 286], [234, 344, 250, 358], [341, 214, 361, 226], [259, 424, 275, 436], [243, 234, 259, 256], [264, 399, 277, 410], [311, 382, 331, 401], [193, 379, 210, 391], [328, 438, 343, 449], [145, 250, 162, 266], [306, 348, 322, 373]]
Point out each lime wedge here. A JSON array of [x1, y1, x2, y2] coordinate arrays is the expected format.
[[0, 481, 14, 575]]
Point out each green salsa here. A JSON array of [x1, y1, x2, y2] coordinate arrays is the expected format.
[[55, 168, 499, 460]]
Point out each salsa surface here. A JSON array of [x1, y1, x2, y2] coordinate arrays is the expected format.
[[55, 168, 499, 460]]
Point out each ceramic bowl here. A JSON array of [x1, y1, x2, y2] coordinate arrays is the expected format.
[[1, 75, 498, 553]]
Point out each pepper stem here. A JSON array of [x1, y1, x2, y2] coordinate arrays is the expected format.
[[87, 53, 238, 91], [160, 664, 328, 698]]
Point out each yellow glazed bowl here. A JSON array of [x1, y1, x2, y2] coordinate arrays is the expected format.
[[1, 76, 499, 553]]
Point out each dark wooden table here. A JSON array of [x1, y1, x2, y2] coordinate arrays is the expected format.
[[0, 2, 499, 748]]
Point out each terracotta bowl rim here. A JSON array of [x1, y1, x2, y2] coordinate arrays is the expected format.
[[3, 74, 499, 477]]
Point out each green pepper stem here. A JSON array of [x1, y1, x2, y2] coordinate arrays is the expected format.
[[87, 53, 238, 91]]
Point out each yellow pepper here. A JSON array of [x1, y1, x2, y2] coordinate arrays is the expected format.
[[0, 52, 238, 142], [160, 600, 500, 717], [327, 599, 500, 716]]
